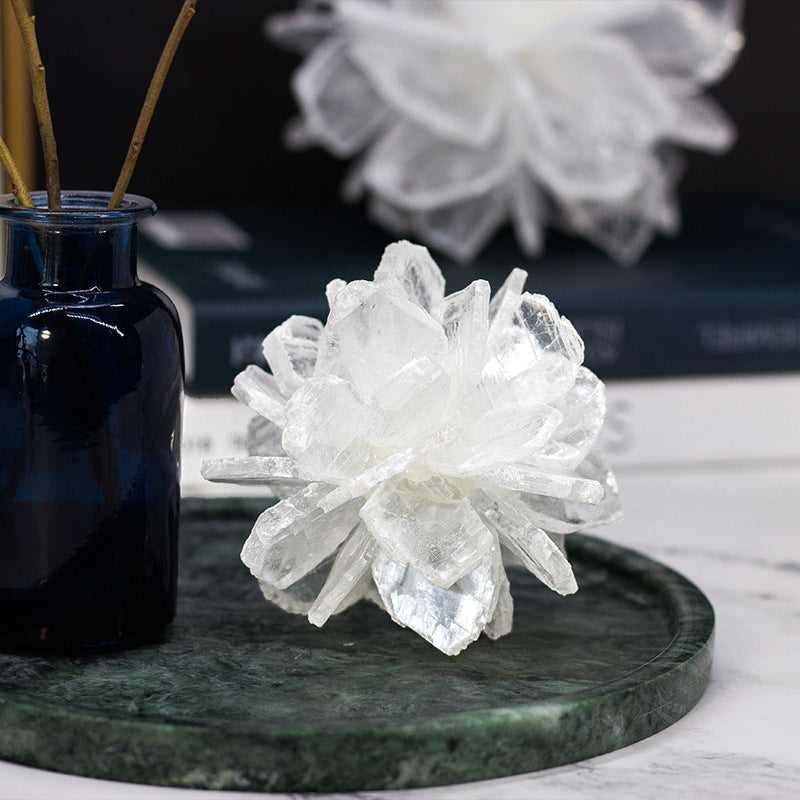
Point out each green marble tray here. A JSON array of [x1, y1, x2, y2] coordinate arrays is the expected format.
[[0, 498, 714, 792]]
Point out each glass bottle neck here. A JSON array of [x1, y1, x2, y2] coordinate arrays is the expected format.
[[5, 221, 140, 291]]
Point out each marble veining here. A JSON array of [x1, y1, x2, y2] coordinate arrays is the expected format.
[[0, 499, 713, 792]]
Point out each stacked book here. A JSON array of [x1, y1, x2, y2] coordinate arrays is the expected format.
[[136, 203, 800, 494]]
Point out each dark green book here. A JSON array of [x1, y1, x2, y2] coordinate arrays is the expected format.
[[137, 202, 800, 396]]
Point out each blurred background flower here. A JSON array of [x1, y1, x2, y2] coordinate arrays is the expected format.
[[270, 0, 744, 263]]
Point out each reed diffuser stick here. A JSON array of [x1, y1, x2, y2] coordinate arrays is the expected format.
[[8, 0, 60, 209], [108, 0, 197, 209]]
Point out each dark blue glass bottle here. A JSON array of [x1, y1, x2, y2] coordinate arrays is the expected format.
[[0, 191, 183, 650]]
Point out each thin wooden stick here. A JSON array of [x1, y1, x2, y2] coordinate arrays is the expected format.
[[8, 0, 60, 209], [108, 0, 197, 209], [0, 133, 33, 207]]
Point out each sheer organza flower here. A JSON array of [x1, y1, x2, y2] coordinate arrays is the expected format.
[[268, 0, 743, 264], [202, 241, 621, 655]]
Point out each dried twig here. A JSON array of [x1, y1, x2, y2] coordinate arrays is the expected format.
[[8, 0, 60, 209], [0, 134, 33, 207], [108, 0, 197, 209]]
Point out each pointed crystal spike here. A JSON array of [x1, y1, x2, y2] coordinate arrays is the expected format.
[[241, 483, 362, 590], [308, 524, 379, 626], [373, 240, 446, 319], [372, 548, 499, 656], [360, 477, 494, 588]]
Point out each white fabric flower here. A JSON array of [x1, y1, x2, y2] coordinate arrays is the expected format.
[[203, 241, 621, 655], [269, 0, 743, 263]]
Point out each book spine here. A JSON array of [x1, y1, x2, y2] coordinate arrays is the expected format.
[[169, 291, 800, 395], [181, 373, 800, 497]]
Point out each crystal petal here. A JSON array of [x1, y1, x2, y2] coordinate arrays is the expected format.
[[200, 456, 307, 487], [256, 555, 334, 616], [366, 357, 450, 448], [441, 279, 490, 383], [514, 449, 622, 533], [362, 121, 510, 211], [349, 38, 503, 147], [472, 489, 578, 595], [241, 483, 361, 590], [308, 524, 379, 627], [360, 477, 494, 589], [262, 315, 323, 395], [281, 375, 374, 482], [430, 402, 563, 477], [371, 549, 498, 656], [482, 292, 584, 406], [373, 240, 445, 318], [316, 280, 448, 401], [523, 367, 606, 472], [232, 365, 288, 428], [479, 463, 604, 504]]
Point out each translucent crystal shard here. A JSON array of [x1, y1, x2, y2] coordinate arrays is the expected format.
[[241, 483, 362, 590], [527, 366, 606, 471], [360, 477, 493, 588], [365, 357, 450, 448], [372, 549, 498, 656], [257, 556, 334, 615], [429, 402, 563, 477], [472, 489, 577, 595], [281, 375, 374, 482], [308, 524, 379, 626], [232, 365, 288, 428], [441, 279, 490, 384], [201, 456, 307, 487], [262, 315, 323, 395], [373, 240, 446, 318], [482, 292, 583, 406], [315, 280, 448, 401]]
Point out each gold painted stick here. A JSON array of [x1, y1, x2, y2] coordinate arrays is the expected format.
[[0, 134, 33, 207], [8, 0, 60, 209]]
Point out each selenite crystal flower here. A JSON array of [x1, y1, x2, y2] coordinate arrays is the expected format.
[[269, 0, 743, 264], [202, 241, 621, 655]]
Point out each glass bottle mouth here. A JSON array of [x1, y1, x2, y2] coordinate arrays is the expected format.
[[0, 191, 156, 228]]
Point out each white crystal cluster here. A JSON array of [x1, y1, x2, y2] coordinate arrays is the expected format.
[[269, 0, 743, 264], [202, 241, 621, 655]]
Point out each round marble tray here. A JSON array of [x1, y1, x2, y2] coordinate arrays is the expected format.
[[0, 498, 714, 792]]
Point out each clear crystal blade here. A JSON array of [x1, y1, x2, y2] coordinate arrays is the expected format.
[[372, 548, 498, 656], [241, 483, 361, 590], [262, 315, 323, 395], [475, 463, 604, 504], [373, 240, 446, 318], [484, 546, 513, 639], [441, 279, 490, 383], [524, 367, 606, 471], [482, 292, 584, 407], [360, 477, 494, 588], [201, 456, 307, 486], [430, 402, 563, 476], [472, 489, 578, 595], [515, 449, 622, 533], [308, 524, 379, 626], [281, 375, 375, 482], [488, 268, 527, 328], [365, 357, 450, 448], [232, 365, 288, 428], [257, 556, 334, 615], [316, 280, 447, 401]]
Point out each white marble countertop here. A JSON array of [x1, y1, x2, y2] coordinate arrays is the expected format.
[[2, 460, 799, 799]]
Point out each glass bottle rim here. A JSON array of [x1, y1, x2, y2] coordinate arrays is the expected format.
[[0, 190, 156, 228]]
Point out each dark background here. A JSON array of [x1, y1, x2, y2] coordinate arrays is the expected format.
[[29, 1, 800, 209]]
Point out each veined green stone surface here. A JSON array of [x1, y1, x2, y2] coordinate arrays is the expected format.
[[0, 499, 714, 792]]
